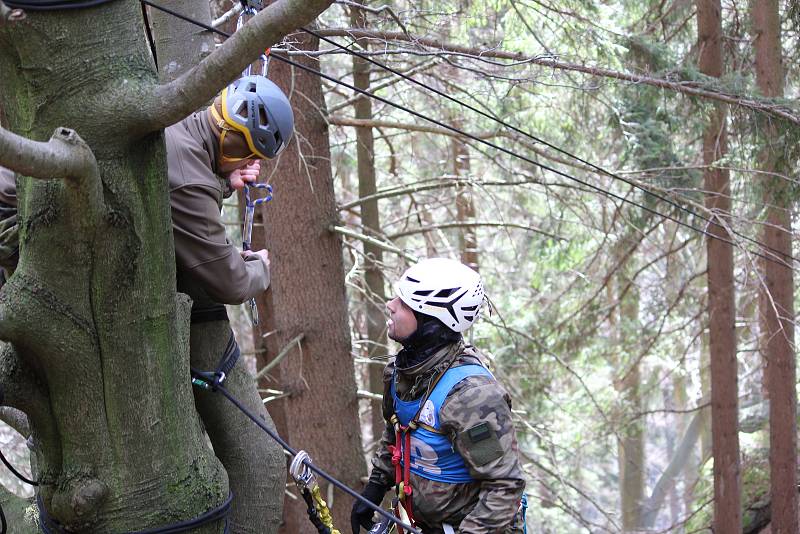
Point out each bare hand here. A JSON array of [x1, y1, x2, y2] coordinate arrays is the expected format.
[[227, 160, 262, 190], [241, 248, 270, 272]]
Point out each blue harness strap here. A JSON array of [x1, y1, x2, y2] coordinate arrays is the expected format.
[[392, 364, 494, 483]]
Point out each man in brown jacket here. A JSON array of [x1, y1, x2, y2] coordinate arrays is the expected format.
[[0, 75, 295, 534], [352, 258, 526, 534], [166, 74, 293, 534]]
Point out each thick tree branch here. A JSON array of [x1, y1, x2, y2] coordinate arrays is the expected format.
[[0, 126, 103, 229], [145, 0, 334, 131], [314, 28, 800, 125]]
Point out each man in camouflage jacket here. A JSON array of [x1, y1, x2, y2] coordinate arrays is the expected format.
[[352, 258, 525, 534]]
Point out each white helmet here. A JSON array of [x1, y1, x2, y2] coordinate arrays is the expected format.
[[394, 258, 485, 333]]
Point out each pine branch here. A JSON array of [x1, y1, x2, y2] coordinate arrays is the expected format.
[[314, 28, 800, 125]]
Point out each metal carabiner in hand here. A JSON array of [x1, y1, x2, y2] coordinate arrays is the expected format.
[[243, 183, 273, 325]]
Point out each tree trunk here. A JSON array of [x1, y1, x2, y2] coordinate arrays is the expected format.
[[451, 131, 478, 272], [753, 2, 797, 532], [252, 30, 367, 534], [0, 3, 226, 530], [612, 266, 644, 532], [0, 1, 333, 531], [697, 1, 741, 532], [350, 1, 388, 447], [148, 0, 215, 82]]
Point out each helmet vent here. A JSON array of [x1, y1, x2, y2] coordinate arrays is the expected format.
[[413, 290, 433, 296], [462, 304, 478, 311], [273, 131, 283, 148], [258, 106, 269, 127], [233, 100, 247, 118], [245, 83, 258, 93], [405, 276, 420, 283], [435, 288, 458, 298], [464, 315, 474, 321]]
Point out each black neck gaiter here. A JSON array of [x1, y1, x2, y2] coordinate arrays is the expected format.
[[395, 313, 462, 370]]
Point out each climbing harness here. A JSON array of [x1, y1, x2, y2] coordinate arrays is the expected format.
[[190, 331, 240, 388], [289, 451, 340, 534], [242, 182, 272, 325]]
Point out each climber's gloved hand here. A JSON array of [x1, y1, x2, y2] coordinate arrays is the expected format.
[[351, 480, 388, 533]]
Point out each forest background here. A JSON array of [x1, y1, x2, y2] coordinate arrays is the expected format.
[[1, 0, 799, 533]]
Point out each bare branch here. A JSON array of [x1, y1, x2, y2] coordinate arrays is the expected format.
[[254, 333, 304, 381], [339, 177, 546, 211], [0, 126, 103, 227], [145, 0, 334, 132], [389, 221, 567, 242], [212, 1, 242, 29], [329, 224, 418, 262], [328, 116, 594, 172], [314, 28, 800, 125]]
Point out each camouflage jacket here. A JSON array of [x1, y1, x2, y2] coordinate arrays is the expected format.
[[369, 342, 526, 534]]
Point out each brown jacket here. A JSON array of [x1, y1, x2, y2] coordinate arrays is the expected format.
[[166, 112, 269, 305], [0, 114, 269, 304]]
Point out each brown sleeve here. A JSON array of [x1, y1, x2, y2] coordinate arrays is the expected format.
[[0, 167, 17, 208], [170, 183, 269, 304]]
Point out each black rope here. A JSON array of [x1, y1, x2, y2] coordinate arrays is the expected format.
[[37, 492, 232, 534], [190, 373, 422, 534], [141, 0, 158, 71], [302, 27, 800, 267], [138, 0, 794, 271], [0, 448, 37, 486], [3, 0, 119, 9]]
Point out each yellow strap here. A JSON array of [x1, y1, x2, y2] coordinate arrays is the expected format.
[[311, 485, 341, 534]]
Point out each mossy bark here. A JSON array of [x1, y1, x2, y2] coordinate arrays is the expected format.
[[0, 3, 227, 531]]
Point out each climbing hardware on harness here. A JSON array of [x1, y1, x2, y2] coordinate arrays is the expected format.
[[289, 451, 341, 534], [242, 182, 272, 325]]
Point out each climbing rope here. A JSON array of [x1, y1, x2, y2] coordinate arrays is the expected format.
[[190, 372, 421, 534], [241, 182, 272, 325]]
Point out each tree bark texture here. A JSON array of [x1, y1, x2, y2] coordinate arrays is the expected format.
[[149, 0, 216, 83], [251, 31, 367, 534], [697, 1, 741, 532], [753, 1, 797, 532], [350, 1, 388, 445], [0, 3, 226, 531], [0, 0, 334, 531], [615, 273, 644, 532]]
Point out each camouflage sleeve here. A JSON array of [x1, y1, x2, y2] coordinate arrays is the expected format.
[[368, 360, 396, 488], [439, 375, 525, 534]]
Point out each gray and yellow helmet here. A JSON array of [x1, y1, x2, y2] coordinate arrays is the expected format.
[[217, 75, 294, 159]]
